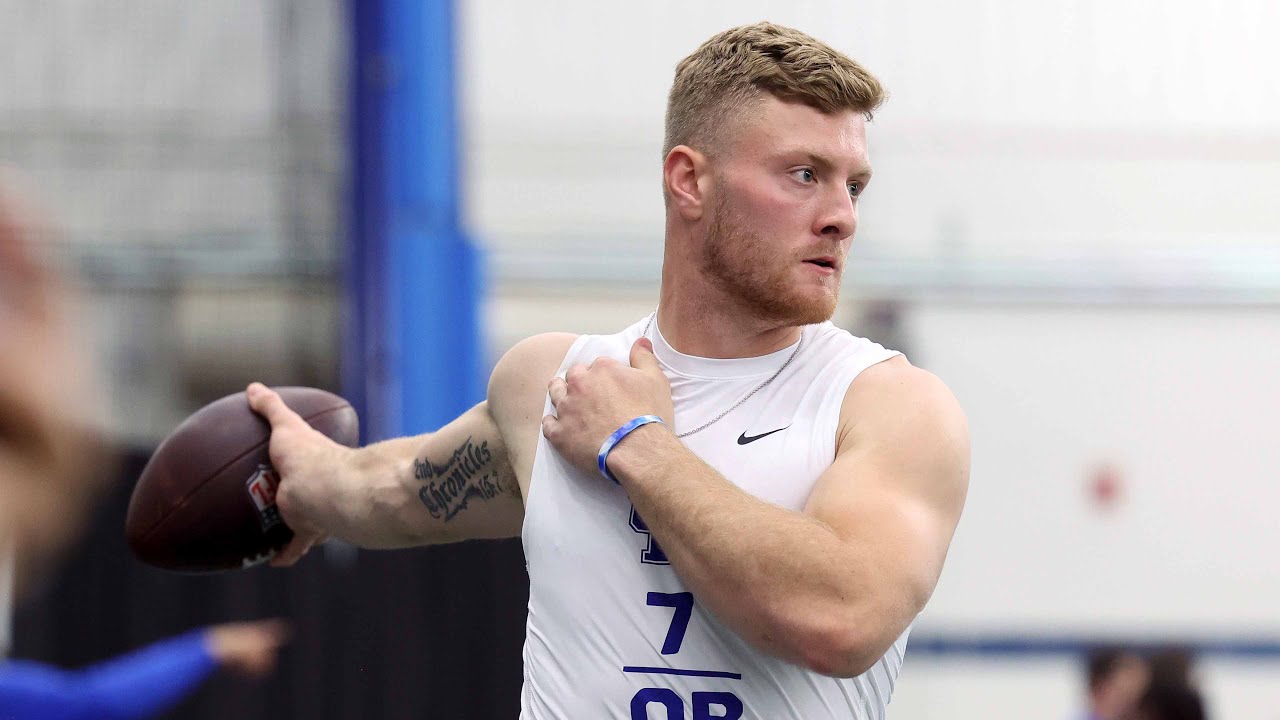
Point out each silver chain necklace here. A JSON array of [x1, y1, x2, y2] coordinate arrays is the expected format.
[[644, 313, 804, 438]]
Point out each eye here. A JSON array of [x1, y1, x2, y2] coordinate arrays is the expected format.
[[789, 168, 816, 184], [848, 181, 863, 198]]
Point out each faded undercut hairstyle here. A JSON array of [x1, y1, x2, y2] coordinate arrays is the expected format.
[[663, 22, 886, 158]]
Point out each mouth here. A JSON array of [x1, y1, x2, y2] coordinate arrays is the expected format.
[[802, 256, 840, 272]]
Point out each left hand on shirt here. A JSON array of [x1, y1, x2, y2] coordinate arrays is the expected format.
[[542, 337, 674, 478]]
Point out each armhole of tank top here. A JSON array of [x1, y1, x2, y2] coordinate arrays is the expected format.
[[816, 348, 903, 461], [556, 334, 593, 378], [521, 332, 593, 545]]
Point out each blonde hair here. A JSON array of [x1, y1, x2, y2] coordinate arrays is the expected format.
[[663, 22, 885, 157]]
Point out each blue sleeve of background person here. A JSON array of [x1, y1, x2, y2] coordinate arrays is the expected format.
[[0, 630, 217, 720]]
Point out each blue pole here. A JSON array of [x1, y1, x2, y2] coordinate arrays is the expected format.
[[347, 0, 482, 440]]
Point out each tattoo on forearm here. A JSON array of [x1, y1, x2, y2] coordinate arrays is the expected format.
[[414, 437, 513, 521]]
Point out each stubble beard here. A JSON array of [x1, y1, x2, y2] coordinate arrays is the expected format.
[[701, 192, 841, 327]]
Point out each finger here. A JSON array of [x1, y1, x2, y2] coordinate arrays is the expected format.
[[253, 618, 294, 645], [547, 376, 567, 407], [566, 363, 586, 384], [540, 414, 558, 441], [246, 383, 306, 431], [629, 337, 661, 373], [269, 533, 315, 567]]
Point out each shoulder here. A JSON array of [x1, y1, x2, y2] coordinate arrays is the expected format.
[[487, 332, 579, 417], [486, 333, 578, 425], [838, 355, 969, 464], [486, 333, 580, 485]]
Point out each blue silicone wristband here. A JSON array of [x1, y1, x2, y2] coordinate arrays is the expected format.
[[597, 415, 665, 484]]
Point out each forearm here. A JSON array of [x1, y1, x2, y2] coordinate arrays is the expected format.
[[302, 402, 522, 548], [610, 426, 878, 675], [0, 631, 216, 720], [335, 434, 440, 547]]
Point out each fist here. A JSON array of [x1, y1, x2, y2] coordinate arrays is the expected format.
[[245, 382, 347, 566]]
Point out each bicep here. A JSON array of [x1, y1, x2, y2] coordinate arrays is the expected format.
[[371, 401, 524, 546], [486, 331, 580, 489], [804, 364, 970, 613], [381, 331, 576, 546]]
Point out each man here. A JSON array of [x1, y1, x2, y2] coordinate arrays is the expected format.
[[0, 177, 290, 719], [249, 22, 970, 718]]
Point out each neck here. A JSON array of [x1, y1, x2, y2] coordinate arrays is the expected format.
[[656, 275, 802, 361], [658, 220, 804, 359]]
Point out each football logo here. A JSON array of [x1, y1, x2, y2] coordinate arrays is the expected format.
[[245, 464, 284, 532]]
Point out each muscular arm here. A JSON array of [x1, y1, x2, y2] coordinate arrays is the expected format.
[[333, 402, 523, 548], [255, 332, 576, 554], [608, 357, 970, 677]]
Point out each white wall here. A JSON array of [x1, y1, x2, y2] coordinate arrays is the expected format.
[[911, 303, 1280, 633]]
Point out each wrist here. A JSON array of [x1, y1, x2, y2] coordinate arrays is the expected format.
[[605, 420, 676, 485]]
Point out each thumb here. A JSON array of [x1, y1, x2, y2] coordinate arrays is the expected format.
[[629, 337, 660, 373], [246, 383, 305, 431]]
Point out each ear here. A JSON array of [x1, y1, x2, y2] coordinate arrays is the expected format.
[[663, 145, 708, 222]]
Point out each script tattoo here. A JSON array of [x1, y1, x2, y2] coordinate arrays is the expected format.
[[414, 437, 509, 521]]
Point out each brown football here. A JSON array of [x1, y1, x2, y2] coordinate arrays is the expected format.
[[125, 386, 358, 572]]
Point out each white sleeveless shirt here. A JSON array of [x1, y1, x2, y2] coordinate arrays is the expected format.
[[520, 315, 908, 720]]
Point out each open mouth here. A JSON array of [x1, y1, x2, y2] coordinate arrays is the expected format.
[[804, 257, 838, 270]]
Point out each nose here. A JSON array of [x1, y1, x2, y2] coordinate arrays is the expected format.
[[814, 184, 856, 241]]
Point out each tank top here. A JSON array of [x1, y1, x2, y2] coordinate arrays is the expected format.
[[520, 315, 908, 719]]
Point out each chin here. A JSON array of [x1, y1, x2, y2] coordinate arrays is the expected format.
[[791, 297, 838, 325], [750, 288, 838, 326], [783, 280, 840, 324]]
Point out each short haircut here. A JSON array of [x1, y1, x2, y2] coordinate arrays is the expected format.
[[663, 21, 886, 157]]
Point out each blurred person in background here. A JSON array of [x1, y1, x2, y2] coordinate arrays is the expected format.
[[0, 173, 105, 610], [1081, 646, 1150, 720], [1133, 680, 1207, 720], [1146, 646, 1197, 689], [1133, 647, 1208, 720], [0, 177, 290, 719], [249, 21, 969, 718]]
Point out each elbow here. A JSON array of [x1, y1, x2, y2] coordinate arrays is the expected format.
[[797, 625, 883, 678], [780, 599, 907, 679], [792, 581, 930, 677], [750, 580, 920, 678]]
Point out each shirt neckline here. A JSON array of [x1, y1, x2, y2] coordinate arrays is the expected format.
[[649, 316, 803, 380]]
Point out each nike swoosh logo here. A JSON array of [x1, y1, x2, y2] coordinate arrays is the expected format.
[[737, 426, 790, 445]]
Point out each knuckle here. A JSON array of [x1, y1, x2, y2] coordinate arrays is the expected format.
[[274, 494, 295, 520]]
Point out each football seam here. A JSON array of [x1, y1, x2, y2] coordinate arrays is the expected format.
[[131, 403, 354, 549]]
